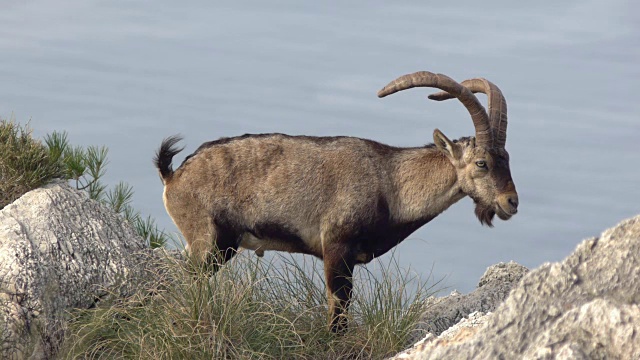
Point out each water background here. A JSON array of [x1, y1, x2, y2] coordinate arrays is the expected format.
[[1, 1, 638, 293]]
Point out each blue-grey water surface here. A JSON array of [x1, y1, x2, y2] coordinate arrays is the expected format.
[[1, 1, 638, 292]]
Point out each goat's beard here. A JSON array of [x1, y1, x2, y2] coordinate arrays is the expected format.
[[474, 202, 496, 227]]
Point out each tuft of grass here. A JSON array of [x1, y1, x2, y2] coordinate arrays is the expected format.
[[60, 252, 440, 359], [0, 118, 65, 209]]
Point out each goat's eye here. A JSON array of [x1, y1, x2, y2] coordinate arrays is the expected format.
[[475, 161, 487, 168]]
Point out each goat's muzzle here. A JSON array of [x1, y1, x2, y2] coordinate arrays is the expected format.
[[496, 192, 519, 220]]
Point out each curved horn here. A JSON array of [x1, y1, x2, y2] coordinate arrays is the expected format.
[[429, 78, 507, 149], [377, 71, 492, 147]]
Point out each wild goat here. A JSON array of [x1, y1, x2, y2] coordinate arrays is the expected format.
[[154, 71, 518, 333]]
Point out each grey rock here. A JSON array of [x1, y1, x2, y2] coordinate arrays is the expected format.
[[0, 181, 152, 359], [477, 261, 529, 288], [392, 214, 640, 360], [393, 311, 492, 359], [412, 261, 528, 340]]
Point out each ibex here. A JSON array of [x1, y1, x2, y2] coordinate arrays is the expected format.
[[154, 71, 518, 333]]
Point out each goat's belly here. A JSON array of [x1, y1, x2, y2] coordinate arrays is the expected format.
[[238, 233, 321, 258]]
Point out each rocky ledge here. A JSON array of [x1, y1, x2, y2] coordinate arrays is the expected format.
[[390, 214, 640, 359]]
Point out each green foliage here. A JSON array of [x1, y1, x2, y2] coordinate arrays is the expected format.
[[0, 118, 65, 209], [130, 215, 168, 249], [1, 117, 167, 248], [44, 131, 109, 201], [102, 181, 168, 248], [60, 252, 440, 359]]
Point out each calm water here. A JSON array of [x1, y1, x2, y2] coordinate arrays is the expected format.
[[1, 1, 638, 292]]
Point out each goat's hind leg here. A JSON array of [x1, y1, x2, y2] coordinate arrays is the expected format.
[[323, 242, 355, 334], [170, 210, 236, 275], [204, 220, 240, 273]]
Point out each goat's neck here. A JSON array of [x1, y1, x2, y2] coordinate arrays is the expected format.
[[390, 147, 464, 223]]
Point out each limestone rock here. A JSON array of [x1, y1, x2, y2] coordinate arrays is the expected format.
[[394, 311, 491, 359], [0, 181, 150, 359], [412, 261, 528, 340], [391, 214, 640, 359]]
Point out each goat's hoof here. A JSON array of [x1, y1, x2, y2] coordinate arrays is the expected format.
[[329, 317, 348, 335]]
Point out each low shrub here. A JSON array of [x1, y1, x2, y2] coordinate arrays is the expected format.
[[0, 118, 65, 209]]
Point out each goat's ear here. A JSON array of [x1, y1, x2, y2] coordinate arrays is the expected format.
[[433, 129, 461, 160]]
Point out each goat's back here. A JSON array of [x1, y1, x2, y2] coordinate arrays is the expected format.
[[166, 133, 398, 231]]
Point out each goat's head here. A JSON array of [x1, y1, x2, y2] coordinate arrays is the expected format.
[[378, 72, 518, 226]]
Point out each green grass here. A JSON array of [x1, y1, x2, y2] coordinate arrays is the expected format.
[[60, 251, 440, 360]]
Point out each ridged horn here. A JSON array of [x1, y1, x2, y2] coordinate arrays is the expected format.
[[377, 71, 492, 147], [429, 78, 507, 149]]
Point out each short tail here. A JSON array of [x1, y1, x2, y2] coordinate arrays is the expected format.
[[154, 135, 184, 183]]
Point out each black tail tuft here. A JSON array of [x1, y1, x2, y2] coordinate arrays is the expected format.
[[154, 135, 184, 182]]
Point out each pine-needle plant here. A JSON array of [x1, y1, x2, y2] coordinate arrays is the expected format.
[[60, 251, 440, 360], [0, 118, 65, 209], [104, 181, 169, 248], [44, 131, 108, 201]]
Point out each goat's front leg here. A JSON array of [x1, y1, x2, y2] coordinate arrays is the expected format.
[[323, 242, 355, 334]]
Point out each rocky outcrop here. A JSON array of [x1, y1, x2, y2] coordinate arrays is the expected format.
[[413, 261, 527, 340], [395, 311, 491, 359], [0, 181, 151, 359], [390, 215, 640, 359]]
